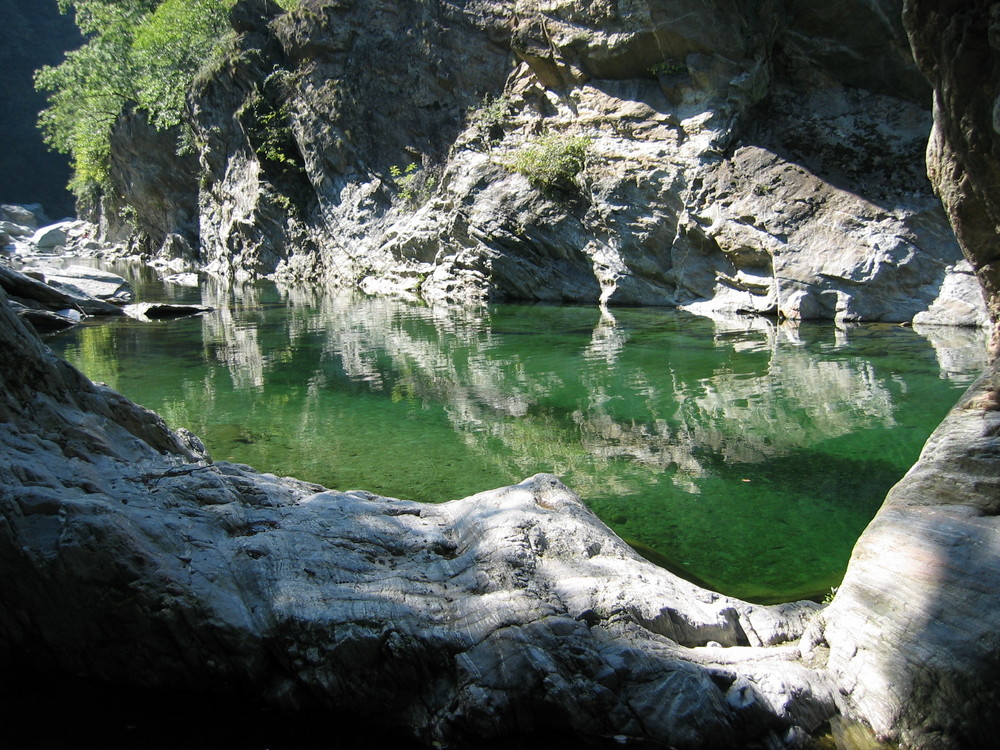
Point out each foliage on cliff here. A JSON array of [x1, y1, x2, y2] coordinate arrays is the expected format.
[[33, 0, 296, 195]]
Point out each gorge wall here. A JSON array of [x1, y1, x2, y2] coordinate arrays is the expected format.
[[4, 1, 1000, 748], [93, 0, 990, 327]]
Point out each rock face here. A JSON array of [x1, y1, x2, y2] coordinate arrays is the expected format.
[[804, 3, 1000, 747], [101, 106, 201, 259], [904, 0, 1000, 348], [819, 361, 1000, 749], [88, 0, 988, 326]]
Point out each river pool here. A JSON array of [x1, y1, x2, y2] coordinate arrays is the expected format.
[[44, 261, 988, 602]]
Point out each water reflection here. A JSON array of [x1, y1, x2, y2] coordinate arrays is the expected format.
[[50, 274, 987, 601]]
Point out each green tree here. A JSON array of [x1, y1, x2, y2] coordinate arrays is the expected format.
[[133, 0, 232, 130], [511, 133, 591, 192], [34, 0, 299, 195]]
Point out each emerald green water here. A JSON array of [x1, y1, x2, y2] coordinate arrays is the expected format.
[[45, 264, 987, 602]]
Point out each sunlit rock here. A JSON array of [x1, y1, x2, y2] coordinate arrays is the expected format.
[[122, 302, 213, 321], [75, 0, 988, 329], [28, 220, 75, 249], [30, 264, 134, 304]]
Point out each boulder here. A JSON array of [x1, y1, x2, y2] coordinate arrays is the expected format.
[[122, 302, 212, 320], [820, 359, 1000, 748], [32, 264, 134, 303], [0, 204, 44, 230], [28, 220, 75, 249], [913, 260, 991, 328], [11, 303, 82, 333], [0, 264, 124, 316], [1, 220, 33, 238]]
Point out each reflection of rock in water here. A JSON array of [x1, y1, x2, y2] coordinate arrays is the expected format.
[[913, 322, 989, 381], [183, 286, 981, 501]]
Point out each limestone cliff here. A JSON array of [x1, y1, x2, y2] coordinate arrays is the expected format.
[[93, 0, 988, 326]]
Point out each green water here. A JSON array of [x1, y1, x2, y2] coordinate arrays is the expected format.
[[45, 264, 988, 602]]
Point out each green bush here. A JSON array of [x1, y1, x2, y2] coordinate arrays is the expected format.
[[510, 133, 591, 191], [239, 91, 301, 173], [649, 59, 687, 77]]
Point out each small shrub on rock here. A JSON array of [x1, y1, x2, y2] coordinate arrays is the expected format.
[[510, 133, 591, 192], [390, 163, 437, 206]]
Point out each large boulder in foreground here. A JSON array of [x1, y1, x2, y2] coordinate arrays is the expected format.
[[0, 284, 836, 747], [818, 360, 1000, 748]]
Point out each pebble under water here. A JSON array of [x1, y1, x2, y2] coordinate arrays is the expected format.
[[46, 262, 988, 603]]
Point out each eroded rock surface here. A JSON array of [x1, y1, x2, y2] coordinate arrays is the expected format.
[[0, 287, 836, 747], [819, 360, 1000, 749], [6, 2, 1000, 748], [88, 0, 987, 326]]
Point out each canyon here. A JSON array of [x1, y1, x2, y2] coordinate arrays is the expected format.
[[3, 0, 1000, 747]]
